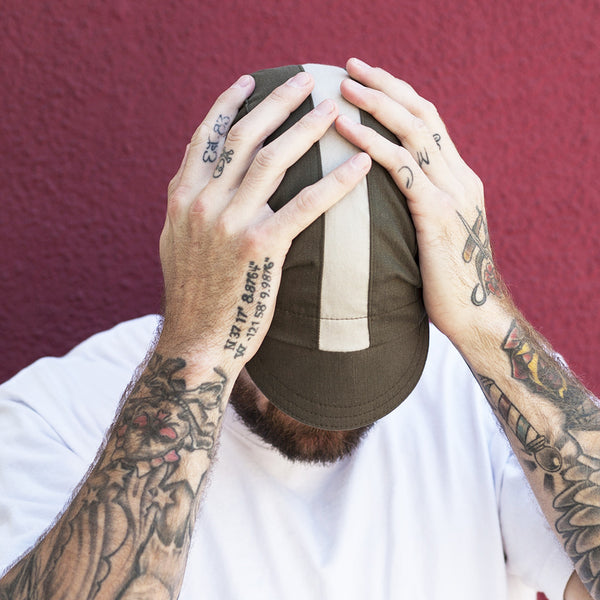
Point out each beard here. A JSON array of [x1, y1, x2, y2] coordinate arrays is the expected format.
[[229, 370, 373, 465]]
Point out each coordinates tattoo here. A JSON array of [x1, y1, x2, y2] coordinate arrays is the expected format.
[[224, 257, 275, 359], [478, 320, 600, 598], [457, 208, 503, 306], [0, 355, 227, 600]]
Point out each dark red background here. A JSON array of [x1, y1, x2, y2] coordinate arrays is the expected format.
[[1, 0, 599, 415], [1, 3, 598, 597]]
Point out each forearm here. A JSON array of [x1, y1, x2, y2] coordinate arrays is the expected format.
[[0, 344, 233, 600], [453, 298, 600, 598], [0, 66, 370, 600], [335, 58, 598, 598]]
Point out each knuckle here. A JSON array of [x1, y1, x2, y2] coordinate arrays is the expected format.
[[213, 210, 237, 238], [268, 86, 290, 105], [189, 193, 209, 220], [167, 184, 191, 219], [453, 181, 466, 201], [167, 177, 178, 198], [436, 189, 454, 206], [253, 144, 278, 171], [295, 186, 321, 213], [461, 167, 484, 200], [395, 145, 413, 163], [224, 122, 246, 147], [410, 115, 429, 133], [332, 167, 351, 188], [368, 88, 385, 111], [293, 114, 314, 133], [417, 98, 439, 121], [238, 225, 264, 256]]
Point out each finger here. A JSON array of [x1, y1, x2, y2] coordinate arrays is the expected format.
[[341, 77, 448, 179], [335, 108, 461, 198], [225, 98, 339, 223], [344, 58, 465, 171], [335, 114, 465, 201], [176, 74, 256, 199], [265, 153, 372, 241], [209, 71, 316, 188]]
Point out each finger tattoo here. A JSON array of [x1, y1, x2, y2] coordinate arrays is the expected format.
[[433, 133, 441, 150], [213, 114, 231, 136], [417, 149, 430, 168], [203, 115, 232, 164], [213, 147, 235, 178], [203, 137, 219, 163], [398, 166, 414, 189]]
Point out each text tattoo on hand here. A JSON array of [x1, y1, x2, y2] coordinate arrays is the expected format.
[[398, 166, 414, 190], [457, 208, 503, 306], [203, 114, 231, 163], [213, 147, 235, 178], [224, 258, 275, 359], [478, 320, 600, 597], [0, 356, 227, 600]]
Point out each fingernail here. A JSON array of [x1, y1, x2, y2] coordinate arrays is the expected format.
[[315, 99, 335, 115], [350, 57, 370, 69], [352, 153, 370, 169], [234, 74, 253, 88], [287, 71, 311, 87]]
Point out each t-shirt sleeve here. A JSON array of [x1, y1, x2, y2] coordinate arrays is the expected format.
[[497, 437, 574, 600], [0, 315, 159, 573]]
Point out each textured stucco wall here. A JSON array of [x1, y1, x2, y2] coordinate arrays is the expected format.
[[1, 0, 599, 403]]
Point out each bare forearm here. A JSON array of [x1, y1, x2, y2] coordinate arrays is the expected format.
[[0, 350, 230, 600]]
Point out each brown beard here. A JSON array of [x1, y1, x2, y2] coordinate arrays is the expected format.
[[229, 370, 373, 465]]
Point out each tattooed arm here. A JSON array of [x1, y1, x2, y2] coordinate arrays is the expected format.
[[338, 58, 598, 600], [0, 72, 371, 600]]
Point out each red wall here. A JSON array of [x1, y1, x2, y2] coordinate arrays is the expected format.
[[1, 0, 599, 399]]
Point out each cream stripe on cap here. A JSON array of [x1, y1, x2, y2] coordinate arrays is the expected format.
[[302, 64, 370, 352]]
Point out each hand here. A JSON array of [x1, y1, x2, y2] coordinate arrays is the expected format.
[[337, 58, 503, 343], [158, 71, 371, 371]]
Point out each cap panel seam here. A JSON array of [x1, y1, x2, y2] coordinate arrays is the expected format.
[[250, 322, 429, 412]]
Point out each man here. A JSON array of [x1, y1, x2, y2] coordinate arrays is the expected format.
[[0, 59, 598, 599]]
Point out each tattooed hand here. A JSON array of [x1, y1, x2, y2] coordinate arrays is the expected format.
[[338, 59, 600, 599], [158, 71, 371, 368], [0, 72, 372, 600], [337, 58, 503, 342]]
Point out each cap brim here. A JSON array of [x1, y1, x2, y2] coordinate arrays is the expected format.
[[246, 316, 429, 431]]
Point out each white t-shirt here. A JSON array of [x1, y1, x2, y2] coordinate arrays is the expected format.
[[0, 316, 573, 599]]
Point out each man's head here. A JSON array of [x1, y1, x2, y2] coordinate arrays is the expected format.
[[232, 64, 429, 451]]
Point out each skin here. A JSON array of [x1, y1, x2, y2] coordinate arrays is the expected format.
[[337, 58, 596, 599], [0, 58, 596, 599]]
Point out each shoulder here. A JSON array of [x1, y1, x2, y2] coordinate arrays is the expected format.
[[0, 314, 161, 457]]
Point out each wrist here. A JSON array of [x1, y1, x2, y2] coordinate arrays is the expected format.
[[154, 325, 245, 388], [440, 297, 518, 367]]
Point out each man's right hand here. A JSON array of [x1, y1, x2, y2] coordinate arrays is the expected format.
[[157, 71, 371, 375]]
